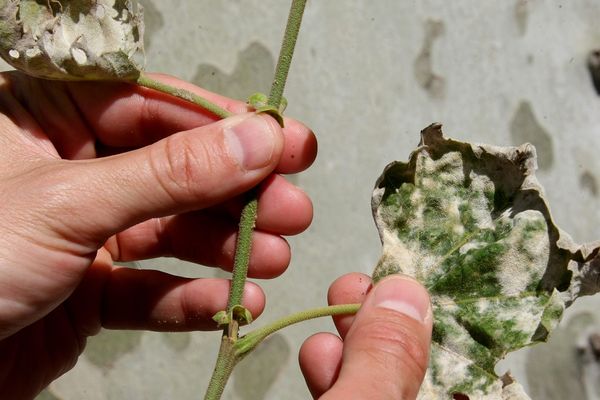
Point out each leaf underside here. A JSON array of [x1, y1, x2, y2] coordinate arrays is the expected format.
[[371, 124, 600, 400], [0, 0, 144, 81]]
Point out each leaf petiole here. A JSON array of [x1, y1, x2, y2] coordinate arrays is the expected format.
[[136, 73, 232, 119], [235, 303, 361, 357]]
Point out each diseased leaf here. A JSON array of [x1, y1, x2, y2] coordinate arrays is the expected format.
[[371, 124, 600, 399], [0, 0, 144, 80]]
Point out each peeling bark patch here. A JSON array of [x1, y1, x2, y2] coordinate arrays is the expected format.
[[233, 333, 290, 400], [588, 50, 600, 96], [414, 20, 446, 99], [192, 41, 275, 101], [514, 0, 529, 36], [580, 171, 598, 197], [510, 101, 554, 170]]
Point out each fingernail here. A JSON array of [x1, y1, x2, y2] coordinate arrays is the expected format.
[[374, 275, 431, 324], [226, 115, 277, 170]]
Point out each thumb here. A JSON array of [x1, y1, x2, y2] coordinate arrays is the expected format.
[[57, 113, 283, 244], [325, 275, 433, 400]]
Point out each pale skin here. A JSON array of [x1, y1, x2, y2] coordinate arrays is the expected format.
[[0, 72, 432, 399]]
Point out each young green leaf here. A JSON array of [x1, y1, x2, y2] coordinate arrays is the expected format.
[[231, 305, 253, 326], [371, 124, 600, 399], [211, 306, 253, 329], [247, 92, 287, 126], [212, 311, 230, 328], [0, 0, 144, 81]]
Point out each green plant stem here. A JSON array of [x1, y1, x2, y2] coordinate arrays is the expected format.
[[204, 1, 309, 399], [204, 336, 237, 400], [226, 196, 258, 314], [268, 0, 307, 109], [202, 303, 360, 400], [225, 0, 308, 319], [136, 73, 232, 119], [235, 303, 361, 356]]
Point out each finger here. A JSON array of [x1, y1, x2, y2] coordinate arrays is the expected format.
[[219, 174, 313, 235], [8, 73, 316, 171], [103, 175, 310, 276], [275, 118, 317, 174], [67, 260, 265, 335], [327, 273, 372, 339], [105, 212, 292, 279], [323, 275, 433, 400], [67, 73, 317, 173], [66, 73, 249, 148], [102, 270, 265, 331], [47, 113, 284, 248], [299, 333, 343, 399]]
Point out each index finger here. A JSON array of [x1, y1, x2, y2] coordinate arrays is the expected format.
[[328, 273, 372, 339], [66, 73, 317, 173], [67, 73, 249, 148]]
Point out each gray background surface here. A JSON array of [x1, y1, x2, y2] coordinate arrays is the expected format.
[[2, 0, 599, 399]]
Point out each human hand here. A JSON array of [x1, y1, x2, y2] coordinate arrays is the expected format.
[[300, 273, 433, 399], [0, 72, 316, 399]]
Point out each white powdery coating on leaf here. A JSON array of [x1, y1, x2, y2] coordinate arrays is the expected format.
[[0, 0, 144, 80], [446, 196, 465, 235], [420, 254, 442, 278], [379, 206, 443, 281], [469, 172, 495, 229], [380, 228, 418, 276], [421, 344, 503, 400], [496, 210, 549, 297], [510, 297, 544, 335], [46, 1, 139, 63], [420, 151, 465, 185], [409, 189, 425, 228], [460, 240, 489, 255], [420, 345, 469, 398]]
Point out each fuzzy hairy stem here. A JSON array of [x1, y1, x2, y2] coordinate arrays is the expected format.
[[226, 196, 258, 313], [203, 336, 237, 400], [268, 0, 307, 109], [203, 1, 308, 399], [203, 303, 361, 400], [136, 73, 231, 119], [226, 0, 308, 317], [235, 304, 361, 356]]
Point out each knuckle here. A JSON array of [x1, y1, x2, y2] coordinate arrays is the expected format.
[[152, 134, 215, 201]]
